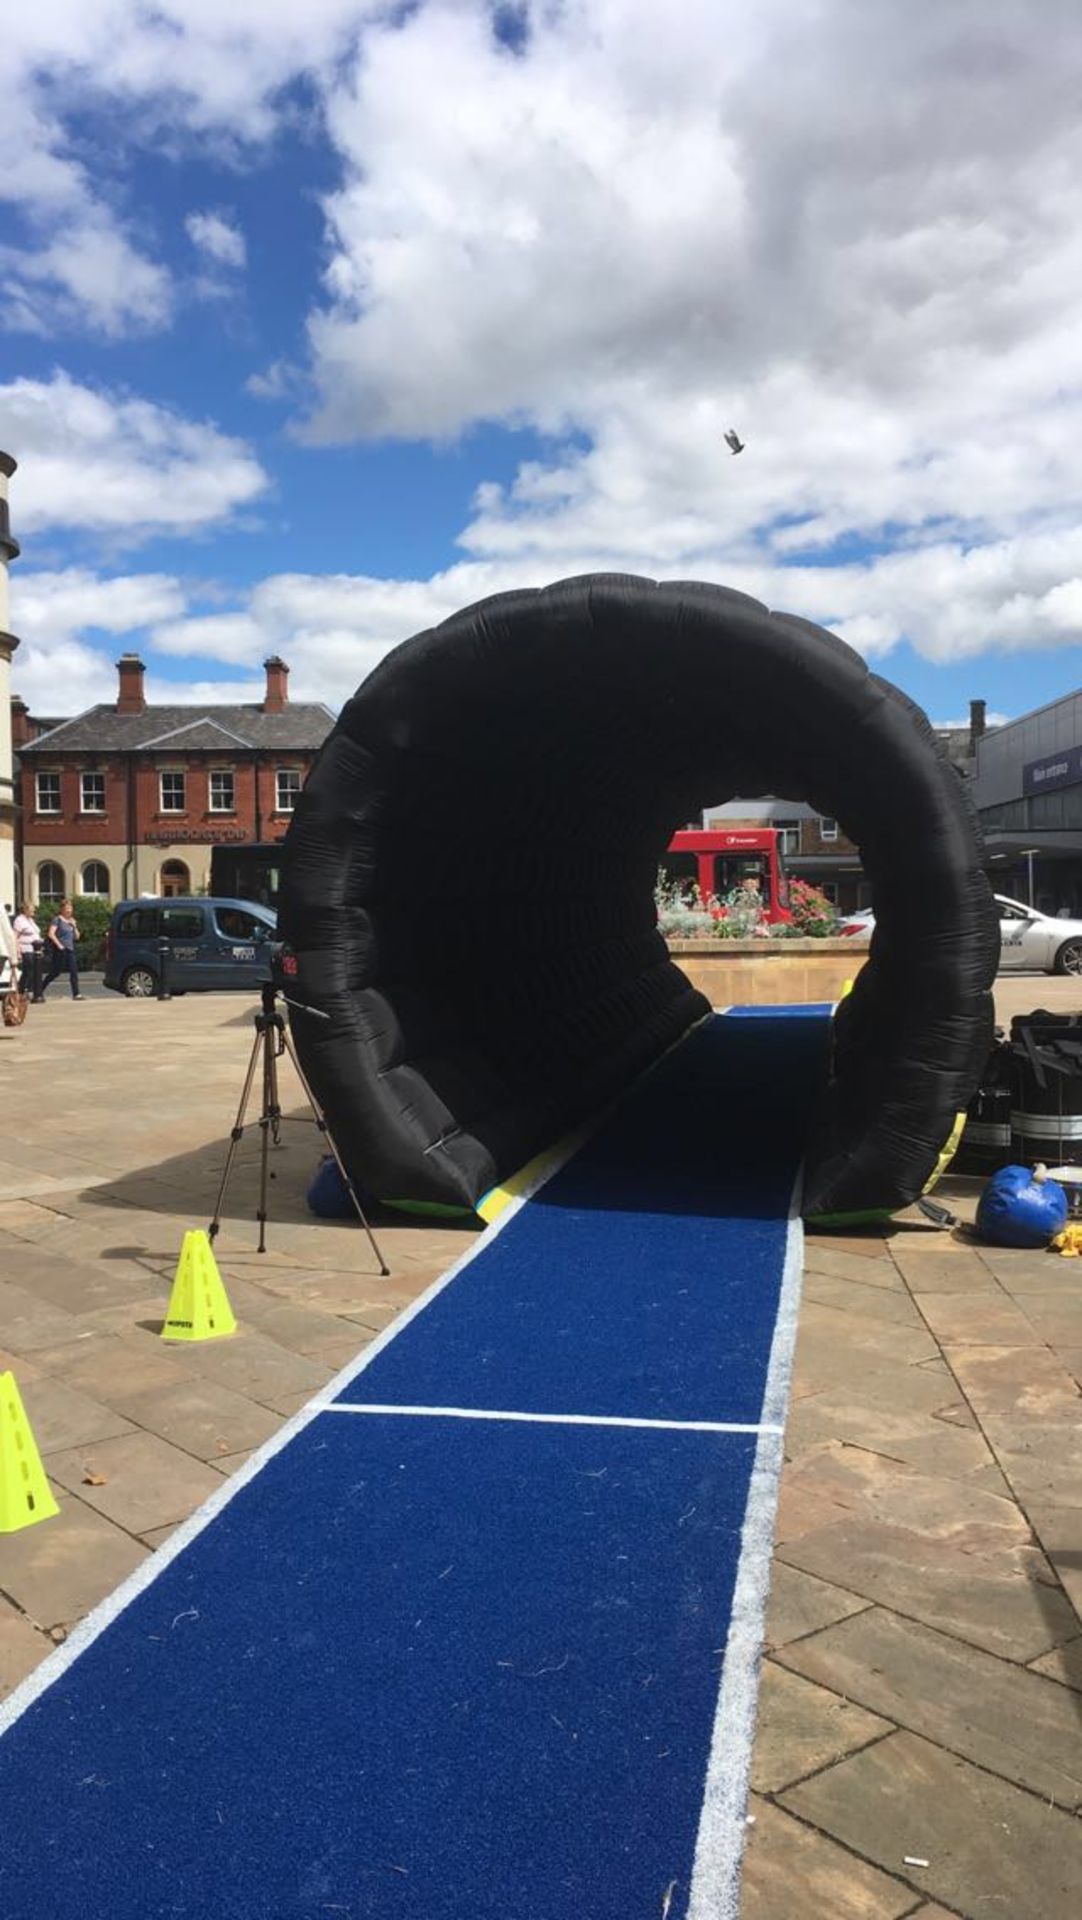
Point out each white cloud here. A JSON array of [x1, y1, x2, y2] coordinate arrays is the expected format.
[[140, 521, 1082, 714], [0, 220, 171, 337], [185, 210, 246, 270], [0, 373, 268, 538], [0, 2, 379, 336], [245, 359, 305, 401], [291, 0, 1082, 667], [9, 567, 187, 712]]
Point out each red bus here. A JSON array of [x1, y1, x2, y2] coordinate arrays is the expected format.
[[662, 828, 792, 924]]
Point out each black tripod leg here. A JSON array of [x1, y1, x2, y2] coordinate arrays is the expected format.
[[256, 1026, 276, 1254], [280, 1030, 390, 1276], [208, 1029, 264, 1242]]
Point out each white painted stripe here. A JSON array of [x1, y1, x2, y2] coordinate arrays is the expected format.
[[686, 1170, 806, 1920], [326, 1403, 782, 1436], [0, 1133, 583, 1744]]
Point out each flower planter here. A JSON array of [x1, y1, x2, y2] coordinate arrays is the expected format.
[[666, 936, 870, 1007]]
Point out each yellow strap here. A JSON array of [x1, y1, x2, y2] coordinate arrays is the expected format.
[[922, 1110, 967, 1195]]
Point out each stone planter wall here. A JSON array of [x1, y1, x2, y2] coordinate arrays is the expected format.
[[667, 936, 870, 1007]]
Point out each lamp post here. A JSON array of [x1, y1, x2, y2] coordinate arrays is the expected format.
[[1022, 848, 1039, 907]]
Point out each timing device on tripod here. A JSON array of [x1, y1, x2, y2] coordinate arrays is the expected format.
[[207, 950, 388, 1274]]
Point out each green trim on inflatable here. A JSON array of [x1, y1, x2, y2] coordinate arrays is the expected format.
[[805, 1209, 894, 1229], [380, 1197, 477, 1220]]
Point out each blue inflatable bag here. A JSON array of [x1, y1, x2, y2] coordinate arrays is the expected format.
[[306, 1154, 358, 1221], [976, 1164, 1067, 1249]]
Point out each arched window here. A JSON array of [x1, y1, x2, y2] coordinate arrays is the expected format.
[[80, 861, 111, 898], [37, 861, 65, 902]]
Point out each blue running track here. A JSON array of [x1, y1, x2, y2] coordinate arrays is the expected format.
[[0, 1011, 830, 1920]]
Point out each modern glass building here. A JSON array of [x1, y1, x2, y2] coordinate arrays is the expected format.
[[974, 690, 1082, 916]]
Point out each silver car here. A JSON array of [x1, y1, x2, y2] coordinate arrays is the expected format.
[[840, 894, 1082, 974], [995, 895, 1082, 974]]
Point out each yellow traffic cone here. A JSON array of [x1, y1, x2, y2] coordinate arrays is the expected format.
[[0, 1370, 60, 1534], [161, 1230, 237, 1342]]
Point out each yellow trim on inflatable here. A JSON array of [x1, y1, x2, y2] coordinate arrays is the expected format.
[[477, 1133, 583, 1223], [923, 1110, 967, 1195]]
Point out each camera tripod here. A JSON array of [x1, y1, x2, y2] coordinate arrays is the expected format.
[[207, 981, 388, 1274]]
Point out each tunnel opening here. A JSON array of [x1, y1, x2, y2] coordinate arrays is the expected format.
[[279, 575, 999, 1221]]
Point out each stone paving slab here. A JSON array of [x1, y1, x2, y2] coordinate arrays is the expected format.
[[781, 1516, 1076, 1662], [0, 1279, 89, 1355], [776, 1604, 1082, 1809], [1024, 1503, 1082, 1616], [782, 1729, 1082, 1919], [762, 1562, 872, 1652], [802, 1272, 930, 1328], [1029, 1636, 1082, 1691], [740, 1795, 919, 1920], [0, 1492, 149, 1629], [786, 1387, 1002, 1487], [0, 1595, 53, 1703], [915, 1289, 1047, 1348], [45, 1431, 225, 1536], [19, 1375, 136, 1453], [107, 1379, 284, 1463], [751, 1662, 891, 1793]]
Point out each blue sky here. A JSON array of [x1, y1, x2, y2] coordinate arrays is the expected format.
[[2, 0, 1081, 730]]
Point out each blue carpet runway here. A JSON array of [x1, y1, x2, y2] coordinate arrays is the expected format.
[[0, 1011, 830, 1920]]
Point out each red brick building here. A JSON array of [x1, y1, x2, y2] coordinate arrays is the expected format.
[[13, 654, 333, 904]]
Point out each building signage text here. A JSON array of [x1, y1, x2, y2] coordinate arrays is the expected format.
[[144, 827, 248, 844], [1022, 749, 1082, 796]]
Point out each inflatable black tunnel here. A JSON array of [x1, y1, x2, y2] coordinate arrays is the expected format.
[[279, 575, 999, 1222]]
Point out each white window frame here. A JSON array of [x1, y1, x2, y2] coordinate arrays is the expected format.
[[275, 768, 301, 813], [35, 771, 61, 814], [80, 770, 106, 814], [37, 861, 65, 899], [160, 771, 186, 813], [819, 816, 839, 841], [773, 818, 801, 857], [80, 861, 111, 898], [209, 769, 236, 813]]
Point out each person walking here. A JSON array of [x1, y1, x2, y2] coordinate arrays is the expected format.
[[43, 899, 83, 999], [12, 900, 41, 992]]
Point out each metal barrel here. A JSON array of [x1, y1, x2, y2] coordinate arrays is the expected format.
[[1009, 1013, 1082, 1167]]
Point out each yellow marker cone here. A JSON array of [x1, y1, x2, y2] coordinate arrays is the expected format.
[[0, 1370, 60, 1534], [161, 1231, 237, 1342]]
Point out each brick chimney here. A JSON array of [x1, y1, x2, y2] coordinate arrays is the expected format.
[[116, 653, 146, 714], [969, 698, 986, 752], [263, 655, 289, 714], [10, 693, 31, 748]]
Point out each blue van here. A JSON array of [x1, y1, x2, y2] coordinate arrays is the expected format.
[[103, 897, 277, 997]]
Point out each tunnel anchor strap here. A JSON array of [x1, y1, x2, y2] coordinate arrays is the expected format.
[[915, 1195, 956, 1228]]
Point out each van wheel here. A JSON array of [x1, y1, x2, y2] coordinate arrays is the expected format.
[[122, 966, 158, 997], [1054, 940, 1082, 975]]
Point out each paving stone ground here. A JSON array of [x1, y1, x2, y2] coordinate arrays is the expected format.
[[2, 979, 1081, 1918]]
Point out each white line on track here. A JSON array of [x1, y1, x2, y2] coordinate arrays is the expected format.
[[685, 1169, 806, 1920], [326, 1403, 782, 1435]]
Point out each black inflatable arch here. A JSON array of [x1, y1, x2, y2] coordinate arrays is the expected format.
[[280, 576, 999, 1221]]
